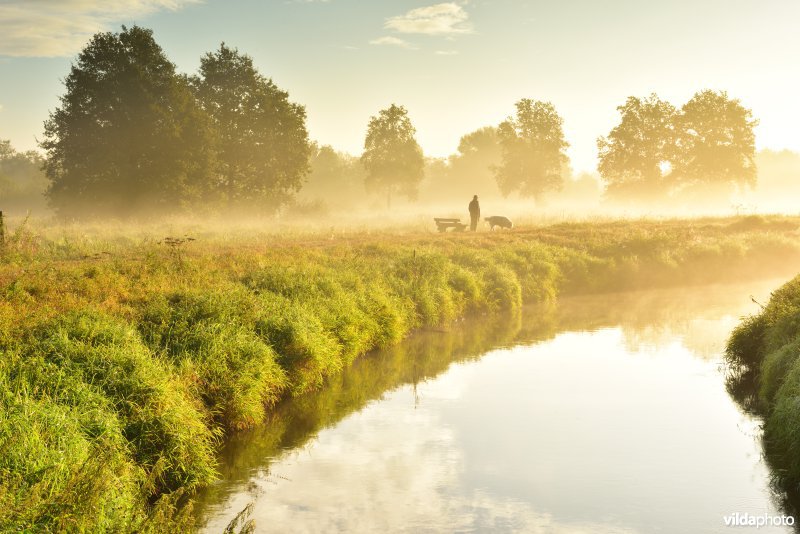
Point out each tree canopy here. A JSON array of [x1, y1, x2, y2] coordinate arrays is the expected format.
[[360, 104, 425, 208], [192, 43, 310, 210], [597, 94, 677, 200], [451, 126, 502, 195], [673, 90, 757, 193], [598, 90, 757, 202], [41, 26, 215, 218], [495, 99, 569, 200]]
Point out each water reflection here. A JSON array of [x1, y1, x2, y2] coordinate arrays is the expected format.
[[195, 278, 792, 533]]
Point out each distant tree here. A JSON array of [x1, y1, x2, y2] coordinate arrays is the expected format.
[[41, 26, 216, 218], [361, 104, 425, 208], [192, 43, 311, 210], [597, 94, 677, 200], [673, 90, 758, 195], [298, 143, 367, 208], [456, 126, 501, 163], [418, 127, 501, 203], [450, 126, 502, 195], [0, 140, 49, 214], [495, 99, 569, 201]]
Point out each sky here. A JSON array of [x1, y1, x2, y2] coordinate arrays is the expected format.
[[0, 0, 798, 173]]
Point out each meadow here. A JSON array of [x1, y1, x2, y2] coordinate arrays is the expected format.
[[2, 214, 800, 532]]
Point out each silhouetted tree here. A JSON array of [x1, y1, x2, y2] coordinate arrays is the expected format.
[[673, 90, 757, 195], [597, 94, 677, 200], [192, 44, 310, 210], [361, 104, 424, 208], [41, 26, 215, 218], [495, 99, 569, 200]]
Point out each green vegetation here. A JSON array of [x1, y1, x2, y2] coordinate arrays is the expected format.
[[191, 43, 311, 210], [726, 272, 800, 494], [42, 26, 218, 218], [2, 215, 800, 531], [40, 26, 310, 219]]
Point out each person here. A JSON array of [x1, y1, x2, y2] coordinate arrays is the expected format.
[[468, 195, 480, 231]]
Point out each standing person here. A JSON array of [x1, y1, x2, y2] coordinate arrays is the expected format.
[[468, 195, 480, 231]]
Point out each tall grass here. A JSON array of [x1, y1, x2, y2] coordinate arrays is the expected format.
[[725, 273, 800, 492], [2, 214, 800, 530]]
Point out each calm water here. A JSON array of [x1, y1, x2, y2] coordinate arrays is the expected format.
[[196, 278, 796, 533]]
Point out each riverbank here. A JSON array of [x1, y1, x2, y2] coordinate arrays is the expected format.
[[3, 215, 800, 532], [726, 271, 800, 502]]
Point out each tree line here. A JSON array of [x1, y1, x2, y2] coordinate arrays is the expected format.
[[4, 25, 761, 218], [41, 26, 311, 218]]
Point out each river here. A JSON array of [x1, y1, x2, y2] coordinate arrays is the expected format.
[[195, 277, 796, 533]]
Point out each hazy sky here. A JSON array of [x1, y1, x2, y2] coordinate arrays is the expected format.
[[0, 0, 798, 173]]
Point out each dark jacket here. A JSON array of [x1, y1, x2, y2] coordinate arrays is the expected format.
[[468, 199, 480, 218]]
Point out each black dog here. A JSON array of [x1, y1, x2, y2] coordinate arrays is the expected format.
[[484, 216, 513, 230]]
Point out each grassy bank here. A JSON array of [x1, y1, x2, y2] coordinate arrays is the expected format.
[[2, 214, 800, 532], [726, 271, 800, 498]]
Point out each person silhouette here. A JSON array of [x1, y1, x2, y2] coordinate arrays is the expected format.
[[468, 195, 480, 231]]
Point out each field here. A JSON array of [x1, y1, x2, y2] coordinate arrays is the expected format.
[[2, 214, 800, 532]]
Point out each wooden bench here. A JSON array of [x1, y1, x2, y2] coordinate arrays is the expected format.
[[434, 217, 468, 232]]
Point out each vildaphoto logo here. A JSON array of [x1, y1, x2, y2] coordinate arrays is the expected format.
[[723, 512, 795, 528]]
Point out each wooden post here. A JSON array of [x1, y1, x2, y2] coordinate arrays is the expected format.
[[0, 210, 4, 247]]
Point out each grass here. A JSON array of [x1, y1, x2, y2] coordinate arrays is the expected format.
[[2, 214, 800, 531], [725, 273, 800, 494]]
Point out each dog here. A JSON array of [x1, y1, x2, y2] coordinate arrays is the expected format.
[[484, 216, 513, 230]]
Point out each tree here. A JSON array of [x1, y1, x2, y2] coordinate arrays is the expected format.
[[0, 140, 49, 214], [192, 44, 311, 210], [495, 99, 569, 200], [41, 26, 216, 218], [361, 104, 425, 208], [673, 90, 757, 195], [450, 126, 503, 195], [297, 143, 367, 209], [597, 94, 677, 200], [421, 126, 503, 203]]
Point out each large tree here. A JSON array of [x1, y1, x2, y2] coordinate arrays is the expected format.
[[673, 90, 757, 194], [597, 94, 677, 200], [192, 44, 310, 210], [41, 26, 215, 218], [361, 104, 425, 208], [495, 99, 569, 200]]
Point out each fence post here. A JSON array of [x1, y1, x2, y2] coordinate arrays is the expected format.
[[0, 210, 4, 247]]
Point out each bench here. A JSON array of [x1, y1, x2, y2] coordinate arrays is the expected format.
[[434, 217, 468, 232]]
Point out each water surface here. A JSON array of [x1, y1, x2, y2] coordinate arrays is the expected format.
[[196, 278, 794, 533]]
